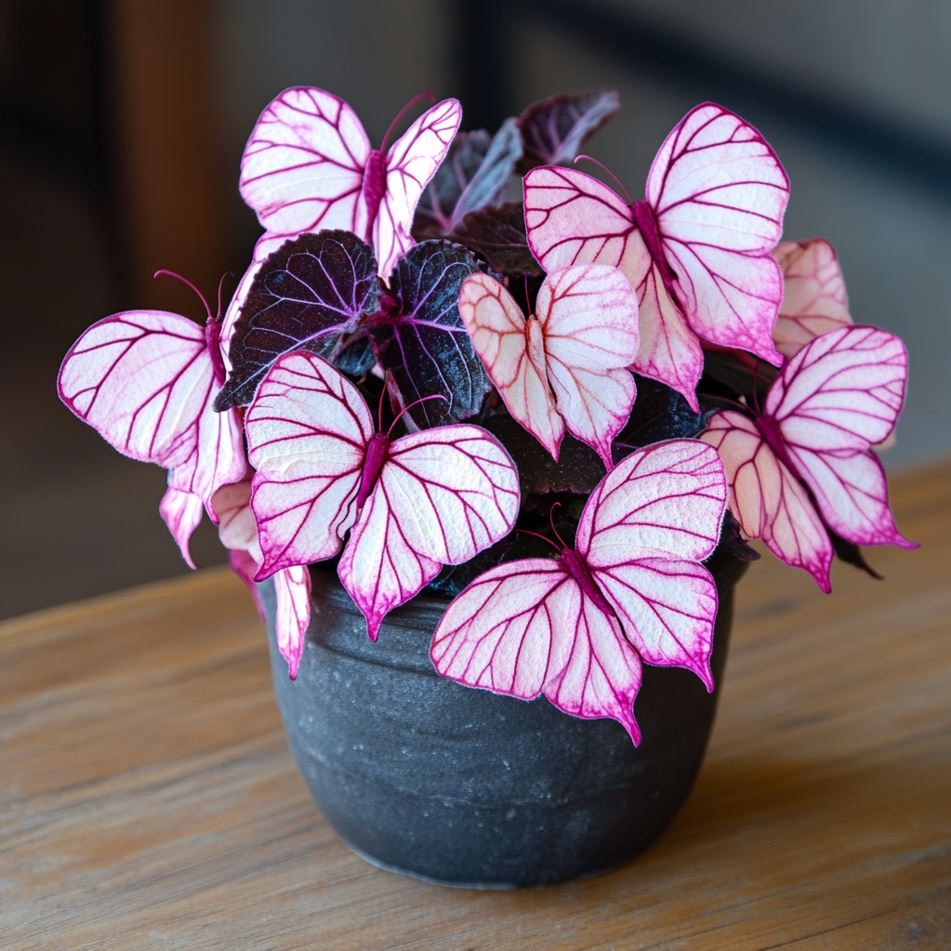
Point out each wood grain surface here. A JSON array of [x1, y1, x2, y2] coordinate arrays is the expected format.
[[2, 462, 949, 950]]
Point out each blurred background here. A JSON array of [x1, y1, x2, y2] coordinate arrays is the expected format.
[[2, 0, 948, 617]]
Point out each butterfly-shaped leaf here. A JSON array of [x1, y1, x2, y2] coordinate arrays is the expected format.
[[240, 86, 460, 278], [459, 264, 639, 467], [368, 240, 491, 427], [524, 102, 789, 408], [517, 90, 620, 169], [701, 325, 915, 590], [431, 439, 727, 744], [773, 238, 852, 358], [414, 120, 522, 236], [244, 350, 520, 645], [215, 231, 380, 409], [58, 308, 247, 565]]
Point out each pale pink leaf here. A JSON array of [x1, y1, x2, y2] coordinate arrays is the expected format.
[[522, 166, 702, 407], [245, 351, 372, 576], [649, 103, 788, 363], [432, 439, 728, 741], [239, 86, 369, 240], [244, 352, 519, 639], [59, 311, 210, 468], [384, 425, 521, 564], [430, 560, 575, 698], [576, 439, 725, 684], [458, 271, 564, 460], [159, 485, 203, 569], [773, 238, 852, 358], [766, 325, 912, 548], [701, 410, 833, 590], [58, 310, 247, 523], [523, 165, 646, 283], [767, 325, 908, 451], [577, 439, 727, 563], [539, 265, 639, 467], [273, 565, 312, 679], [376, 97, 462, 277], [341, 423, 521, 639], [544, 592, 643, 744], [338, 489, 443, 642], [591, 557, 718, 688], [459, 264, 639, 465]]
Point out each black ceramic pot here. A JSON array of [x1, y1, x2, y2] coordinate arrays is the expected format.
[[261, 555, 746, 888]]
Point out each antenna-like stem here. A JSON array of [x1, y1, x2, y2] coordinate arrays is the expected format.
[[548, 502, 569, 550], [386, 393, 448, 437], [573, 154, 635, 205], [515, 528, 561, 554], [153, 269, 213, 323], [380, 91, 436, 152]]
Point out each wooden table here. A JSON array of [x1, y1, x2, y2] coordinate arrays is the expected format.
[[3, 463, 950, 950]]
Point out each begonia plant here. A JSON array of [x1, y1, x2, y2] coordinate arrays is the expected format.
[[58, 87, 914, 745]]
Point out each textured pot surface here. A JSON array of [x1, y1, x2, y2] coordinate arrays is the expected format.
[[261, 556, 745, 888]]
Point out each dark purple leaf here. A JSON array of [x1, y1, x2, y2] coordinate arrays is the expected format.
[[414, 120, 523, 238], [613, 376, 705, 460], [368, 240, 490, 428], [830, 530, 883, 580], [483, 414, 603, 496], [215, 231, 380, 409], [450, 202, 543, 277], [335, 335, 375, 376], [701, 349, 777, 407], [517, 90, 620, 170]]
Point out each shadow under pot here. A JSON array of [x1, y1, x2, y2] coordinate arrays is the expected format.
[[261, 553, 747, 889]]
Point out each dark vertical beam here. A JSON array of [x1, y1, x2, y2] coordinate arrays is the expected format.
[[452, 0, 519, 130]]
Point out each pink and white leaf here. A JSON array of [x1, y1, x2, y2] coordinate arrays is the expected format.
[[338, 489, 443, 642], [701, 410, 833, 590], [459, 272, 564, 459], [459, 264, 639, 465], [577, 439, 727, 563], [523, 165, 646, 283], [273, 565, 312, 679], [592, 557, 718, 689], [766, 324, 912, 547], [631, 259, 705, 410], [245, 351, 372, 577], [544, 593, 643, 744], [376, 97, 462, 277], [159, 485, 204, 569], [539, 264, 639, 467], [239, 86, 369, 239], [649, 103, 788, 362], [431, 557, 643, 743], [767, 325, 908, 452], [772, 238, 852, 358], [384, 425, 521, 564], [576, 439, 725, 683], [58, 309, 247, 531], [59, 311, 212, 469], [341, 423, 520, 640], [430, 560, 575, 698]]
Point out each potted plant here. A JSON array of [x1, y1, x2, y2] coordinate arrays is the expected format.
[[58, 87, 913, 888]]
